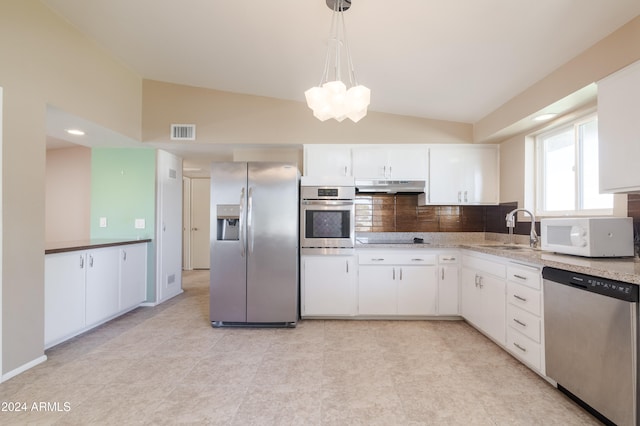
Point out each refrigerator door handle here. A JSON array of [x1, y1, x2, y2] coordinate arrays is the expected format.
[[239, 187, 246, 257], [247, 186, 254, 254]]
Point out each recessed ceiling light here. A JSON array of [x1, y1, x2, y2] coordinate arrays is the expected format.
[[65, 129, 85, 136], [533, 113, 557, 122]]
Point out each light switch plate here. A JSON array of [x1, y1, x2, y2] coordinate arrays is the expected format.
[[134, 218, 146, 229], [99, 217, 107, 228]]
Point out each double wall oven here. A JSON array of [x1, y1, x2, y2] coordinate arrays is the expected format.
[[300, 180, 355, 253]]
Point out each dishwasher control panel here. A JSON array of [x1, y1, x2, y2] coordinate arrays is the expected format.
[[543, 267, 639, 302]]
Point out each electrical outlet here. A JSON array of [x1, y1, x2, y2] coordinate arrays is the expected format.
[[134, 218, 146, 229], [99, 217, 107, 228]]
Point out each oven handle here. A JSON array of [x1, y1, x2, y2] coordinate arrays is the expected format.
[[301, 200, 354, 206]]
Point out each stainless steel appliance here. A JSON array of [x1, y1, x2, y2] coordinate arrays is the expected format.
[[355, 179, 426, 194], [543, 267, 639, 425], [541, 217, 634, 257], [300, 182, 355, 250], [209, 162, 299, 327]]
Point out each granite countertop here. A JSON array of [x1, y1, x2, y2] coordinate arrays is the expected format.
[[355, 234, 640, 285], [45, 238, 152, 254]]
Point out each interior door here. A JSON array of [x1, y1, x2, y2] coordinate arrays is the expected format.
[[156, 150, 183, 303], [190, 178, 210, 269]]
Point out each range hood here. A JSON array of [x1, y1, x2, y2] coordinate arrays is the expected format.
[[355, 179, 426, 194]]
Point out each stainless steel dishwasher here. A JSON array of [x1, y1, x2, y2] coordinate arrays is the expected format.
[[543, 267, 639, 426]]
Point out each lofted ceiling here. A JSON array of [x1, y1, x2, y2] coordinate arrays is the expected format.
[[41, 0, 640, 175]]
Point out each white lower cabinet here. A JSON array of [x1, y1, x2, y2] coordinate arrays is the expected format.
[[44, 251, 87, 347], [397, 265, 437, 315], [357, 251, 437, 316], [505, 263, 544, 373], [461, 254, 507, 346], [119, 244, 148, 311], [45, 242, 148, 348], [438, 254, 460, 315], [85, 247, 121, 326], [301, 255, 357, 317], [358, 265, 398, 315]]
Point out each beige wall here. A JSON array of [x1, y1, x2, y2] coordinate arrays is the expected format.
[[45, 146, 92, 243], [492, 16, 640, 213], [142, 80, 474, 145], [478, 15, 640, 143], [0, 1, 142, 376]]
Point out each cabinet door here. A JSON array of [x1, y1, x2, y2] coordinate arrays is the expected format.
[[480, 274, 506, 346], [120, 244, 147, 311], [303, 145, 352, 177], [45, 252, 87, 347], [428, 146, 465, 204], [460, 268, 482, 325], [302, 256, 356, 316], [387, 147, 428, 180], [85, 247, 120, 326], [438, 265, 459, 315], [427, 146, 498, 204], [597, 60, 640, 193], [358, 265, 397, 315], [352, 147, 389, 179], [462, 146, 499, 204], [397, 266, 437, 315]]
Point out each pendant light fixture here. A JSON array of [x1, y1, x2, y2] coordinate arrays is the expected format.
[[305, 0, 370, 123]]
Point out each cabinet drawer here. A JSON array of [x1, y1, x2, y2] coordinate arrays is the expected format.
[[507, 303, 541, 343], [507, 281, 541, 316], [438, 254, 459, 264], [462, 255, 506, 278], [507, 328, 541, 372], [507, 264, 541, 289], [359, 253, 436, 265]]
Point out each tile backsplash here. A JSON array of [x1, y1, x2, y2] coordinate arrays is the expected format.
[[356, 194, 496, 233], [357, 193, 640, 253]]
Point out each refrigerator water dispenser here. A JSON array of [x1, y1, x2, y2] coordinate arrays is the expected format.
[[216, 204, 240, 241]]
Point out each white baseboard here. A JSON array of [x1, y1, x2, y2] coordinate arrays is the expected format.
[[2, 355, 47, 383]]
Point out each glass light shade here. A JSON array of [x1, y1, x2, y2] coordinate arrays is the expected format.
[[305, 82, 369, 123], [345, 85, 370, 111]]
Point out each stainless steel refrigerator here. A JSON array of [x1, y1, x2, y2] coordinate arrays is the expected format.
[[209, 162, 299, 327]]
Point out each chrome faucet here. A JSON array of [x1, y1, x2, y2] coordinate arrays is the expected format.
[[505, 208, 539, 248]]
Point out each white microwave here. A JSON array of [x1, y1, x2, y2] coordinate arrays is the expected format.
[[541, 217, 634, 257]]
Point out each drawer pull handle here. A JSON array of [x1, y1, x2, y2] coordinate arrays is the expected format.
[[513, 274, 528, 280], [411, 258, 424, 262], [513, 342, 527, 352], [513, 294, 527, 302], [442, 257, 456, 261], [513, 318, 527, 327], [372, 258, 385, 262]]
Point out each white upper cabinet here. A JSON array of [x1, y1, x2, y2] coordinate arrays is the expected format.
[[597, 60, 640, 193], [303, 144, 353, 177], [422, 145, 499, 205], [352, 146, 428, 180]]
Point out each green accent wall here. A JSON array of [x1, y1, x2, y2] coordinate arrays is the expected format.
[[90, 148, 157, 300]]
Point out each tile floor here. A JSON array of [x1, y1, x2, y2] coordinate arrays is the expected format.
[[0, 270, 599, 425]]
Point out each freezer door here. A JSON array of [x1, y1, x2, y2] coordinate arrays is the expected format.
[[210, 162, 247, 323], [246, 163, 299, 323]]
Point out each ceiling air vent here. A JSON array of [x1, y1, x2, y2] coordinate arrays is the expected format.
[[170, 124, 196, 141]]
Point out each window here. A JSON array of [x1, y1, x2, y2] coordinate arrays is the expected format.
[[535, 114, 613, 216]]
